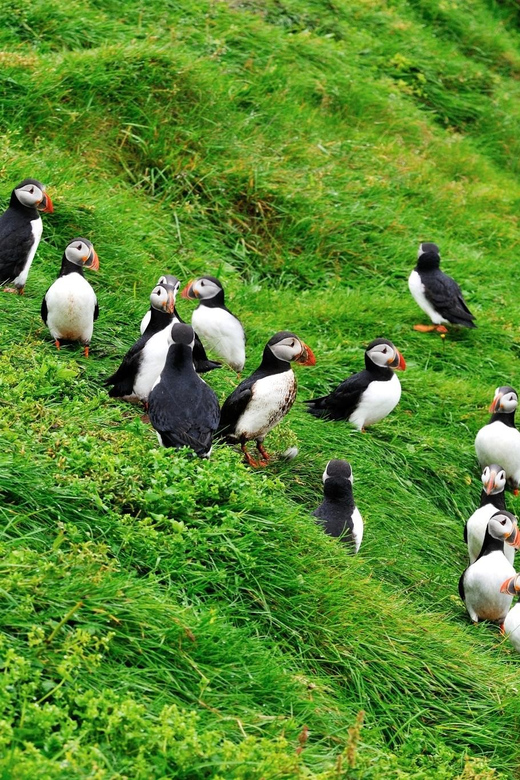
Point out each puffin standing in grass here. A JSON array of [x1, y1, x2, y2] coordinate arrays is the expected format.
[[305, 338, 405, 431], [408, 242, 476, 333], [41, 238, 99, 357], [0, 178, 53, 294], [105, 278, 178, 404], [148, 324, 220, 458], [218, 331, 316, 467], [313, 460, 363, 551], [459, 511, 520, 626], [181, 276, 246, 372], [475, 387, 520, 493], [500, 575, 520, 651], [139, 275, 180, 335], [464, 465, 512, 564]]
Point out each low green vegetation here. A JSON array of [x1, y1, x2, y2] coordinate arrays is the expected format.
[[1, 0, 520, 776]]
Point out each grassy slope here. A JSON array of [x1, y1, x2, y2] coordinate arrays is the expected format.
[[1, 0, 520, 776]]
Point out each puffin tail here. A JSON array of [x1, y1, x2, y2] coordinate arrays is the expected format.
[[304, 396, 330, 418]]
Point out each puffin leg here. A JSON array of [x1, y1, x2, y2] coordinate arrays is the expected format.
[[3, 287, 19, 294], [55, 339, 61, 350], [413, 324, 448, 334], [500, 622, 505, 636], [256, 441, 270, 465], [83, 345, 89, 358], [241, 441, 261, 468]]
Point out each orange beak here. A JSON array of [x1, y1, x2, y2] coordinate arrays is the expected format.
[[181, 281, 197, 300], [85, 249, 99, 271], [489, 394, 501, 414], [389, 350, 406, 371], [500, 576, 518, 595], [165, 289, 176, 314], [506, 524, 520, 549], [485, 471, 497, 496], [297, 343, 316, 366], [38, 192, 54, 213]]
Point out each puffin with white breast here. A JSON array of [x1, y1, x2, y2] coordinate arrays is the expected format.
[[181, 276, 246, 372], [408, 242, 476, 333], [459, 511, 520, 626], [105, 278, 178, 404], [464, 465, 512, 564], [0, 178, 53, 294], [499, 574, 520, 651], [41, 238, 99, 357], [148, 324, 220, 458], [218, 331, 316, 467], [305, 338, 405, 431], [475, 386, 520, 493], [313, 460, 363, 551]]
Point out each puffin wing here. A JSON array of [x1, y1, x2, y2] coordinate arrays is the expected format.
[[217, 380, 254, 438], [104, 335, 148, 395], [423, 271, 476, 327], [0, 211, 36, 281], [94, 300, 99, 321], [41, 295, 48, 326], [305, 370, 370, 420], [150, 378, 220, 456], [193, 332, 221, 373], [458, 569, 467, 602]]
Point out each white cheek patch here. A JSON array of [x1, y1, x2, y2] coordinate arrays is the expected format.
[[16, 187, 42, 207]]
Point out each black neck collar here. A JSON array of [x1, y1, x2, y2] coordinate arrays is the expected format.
[[9, 192, 39, 218], [199, 290, 226, 309], [257, 345, 291, 375], [479, 489, 506, 511], [324, 478, 354, 504], [59, 257, 84, 277], [489, 411, 516, 429]]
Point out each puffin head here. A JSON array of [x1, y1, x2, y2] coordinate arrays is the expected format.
[[64, 238, 99, 270], [500, 573, 520, 596], [267, 331, 316, 366], [487, 511, 520, 548], [489, 386, 518, 415], [481, 464, 507, 496], [365, 338, 406, 371], [13, 179, 53, 212], [181, 276, 223, 301], [417, 241, 440, 270], [322, 459, 353, 484], [150, 276, 179, 315], [170, 323, 195, 348]]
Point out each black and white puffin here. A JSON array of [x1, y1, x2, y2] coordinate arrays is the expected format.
[[475, 386, 520, 493], [464, 465, 512, 564], [500, 575, 520, 651], [140, 274, 220, 374], [181, 276, 246, 372], [458, 511, 520, 625], [0, 178, 53, 294], [105, 278, 178, 404], [305, 338, 405, 431], [218, 331, 316, 467], [408, 242, 476, 333], [313, 460, 363, 551], [148, 324, 220, 458], [41, 238, 99, 357]]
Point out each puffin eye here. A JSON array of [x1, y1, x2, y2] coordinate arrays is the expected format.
[[29, 187, 34, 194], [501, 519, 507, 525]]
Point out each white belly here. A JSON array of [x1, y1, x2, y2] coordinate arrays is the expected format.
[[408, 270, 447, 325], [13, 216, 42, 288], [235, 371, 296, 441], [475, 422, 520, 488], [349, 373, 401, 430], [45, 274, 97, 343], [140, 310, 151, 335], [192, 306, 245, 371], [466, 504, 515, 564], [133, 326, 171, 401], [351, 507, 364, 553], [504, 604, 520, 652], [463, 551, 515, 622]]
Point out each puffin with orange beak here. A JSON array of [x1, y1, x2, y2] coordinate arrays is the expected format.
[[305, 338, 405, 431], [475, 386, 520, 493], [500, 574, 520, 652], [459, 511, 520, 627], [41, 238, 99, 357], [218, 331, 316, 467], [464, 465, 512, 564], [0, 178, 53, 294]]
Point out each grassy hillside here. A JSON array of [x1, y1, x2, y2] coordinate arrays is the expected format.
[[2, 0, 520, 777]]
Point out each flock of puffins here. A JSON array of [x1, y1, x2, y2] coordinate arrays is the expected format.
[[3, 178, 520, 653]]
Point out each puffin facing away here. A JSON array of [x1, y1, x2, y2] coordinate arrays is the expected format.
[[459, 511, 520, 626], [500, 575, 520, 652], [148, 324, 220, 458], [41, 238, 99, 357], [218, 331, 316, 467], [464, 465, 512, 564], [305, 338, 405, 431], [181, 276, 246, 372], [408, 242, 476, 333], [0, 178, 53, 294], [313, 460, 363, 551], [475, 386, 520, 493]]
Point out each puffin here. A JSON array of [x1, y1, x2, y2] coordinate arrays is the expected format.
[[475, 386, 520, 493], [148, 323, 220, 458], [41, 238, 99, 357], [0, 178, 53, 294], [181, 276, 246, 372], [313, 460, 363, 551], [464, 465, 512, 564], [458, 511, 520, 626], [218, 331, 316, 467], [408, 242, 476, 333], [139, 275, 179, 335], [105, 278, 178, 404], [500, 574, 520, 651], [305, 338, 405, 431], [140, 274, 220, 374]]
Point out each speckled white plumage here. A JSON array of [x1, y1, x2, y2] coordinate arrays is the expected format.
[[233, 370, 296, 441]]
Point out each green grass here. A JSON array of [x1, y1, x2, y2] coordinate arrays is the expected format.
[[1, 0, 520, 777]]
